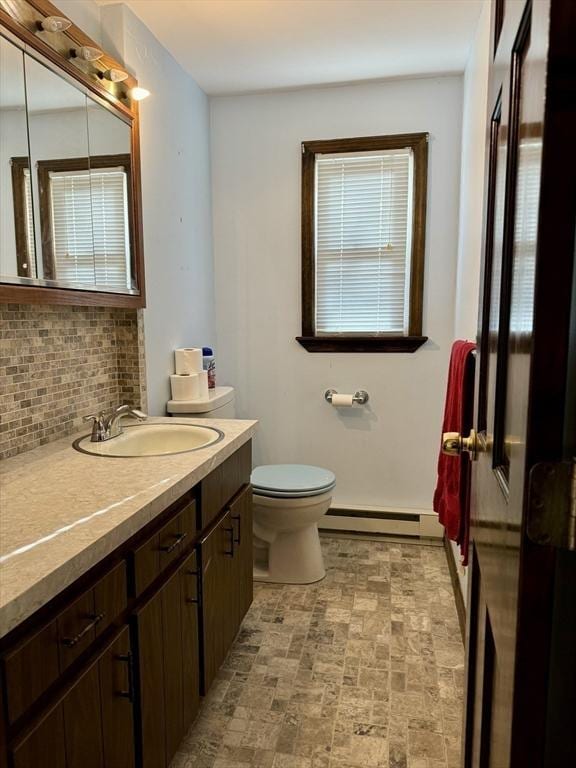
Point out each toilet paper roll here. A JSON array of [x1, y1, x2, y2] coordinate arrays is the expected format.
[[331, 393, 354, 407], [170, 373, 199, 401], [197, 370, 209, 400], [175, 348, 203, 375]]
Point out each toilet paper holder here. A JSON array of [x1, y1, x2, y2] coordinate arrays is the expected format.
[[324, 389, 369, 405]]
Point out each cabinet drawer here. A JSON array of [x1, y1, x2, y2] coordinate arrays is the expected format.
[[133, 500, 196, 596], [200, 442, 251, 529], [3, 562, 127, 724], [59, 562, 127, 671]]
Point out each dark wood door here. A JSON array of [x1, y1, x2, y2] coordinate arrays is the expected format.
[[200, 510, 236, 693], [11, 707, 66, 768], [161, 567, 185, 766], [463, 1, 576, 766], [62, 662, 104, 768], [134, 590, 166, 768], [180, 550, 201, 728], [230, 485, 254, 628], [99, 627, 136, 768]]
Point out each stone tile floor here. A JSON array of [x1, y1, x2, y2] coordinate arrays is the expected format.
[[172, 535, 464, 768]]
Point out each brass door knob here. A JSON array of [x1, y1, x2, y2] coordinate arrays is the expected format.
[[442, 428, 479, 460]]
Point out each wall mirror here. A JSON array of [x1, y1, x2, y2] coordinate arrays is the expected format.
[[0, 0, 145, 307]]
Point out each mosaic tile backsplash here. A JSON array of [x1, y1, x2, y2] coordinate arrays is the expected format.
[[0, 303, 147, 460]]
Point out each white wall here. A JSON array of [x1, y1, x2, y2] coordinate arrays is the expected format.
[[451, 0, 491, 600], [211, 76, 463, 510], [57, 0, 216, 416]]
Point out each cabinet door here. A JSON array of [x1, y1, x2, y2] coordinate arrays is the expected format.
[[200, 510, 236, 693], [62, 662, 104, 768], [229, 485, 254, 629], [161, 568, 185, 766], [12, 707, 66, 768], [133, 591, 166, 768], [180, 550, 201, 728], [99, 627, 135, 768]]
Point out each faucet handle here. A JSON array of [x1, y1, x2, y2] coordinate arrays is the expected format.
[[83, 412, 106, 442]]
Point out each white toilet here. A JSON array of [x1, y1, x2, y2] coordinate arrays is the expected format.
[[252, 464, 335, 584], [167, 388, 335, 584]]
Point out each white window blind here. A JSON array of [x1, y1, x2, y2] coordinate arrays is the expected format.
[[49, 167, 130, 290], [315, 148, 413, 335], [23, 169, 36, 277]]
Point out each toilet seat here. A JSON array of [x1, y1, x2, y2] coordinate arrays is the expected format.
[[251, 464, 336, 499]]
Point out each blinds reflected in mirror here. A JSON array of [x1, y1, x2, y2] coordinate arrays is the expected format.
[[315, 148, 413, 335], [48, 167, 130, 290]]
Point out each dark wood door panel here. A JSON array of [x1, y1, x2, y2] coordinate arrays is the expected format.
[[99, 627, 135, 768], [11, 706, 66, 768], [134, 592, 166, 768], [62, 662, 104, 768], [466, 0, 576, 765], [230, 485, 254, 628], [161, 568, 185, 766], [180, 550, 201, 729]]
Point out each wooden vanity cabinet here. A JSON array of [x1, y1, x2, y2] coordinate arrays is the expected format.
[[0, 440, 253, 768]]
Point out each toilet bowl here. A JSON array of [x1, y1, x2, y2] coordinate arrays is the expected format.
[[252, 464, 335, 584]]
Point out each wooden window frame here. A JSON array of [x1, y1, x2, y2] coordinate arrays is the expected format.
[[10, 156, 33, 278], [297, 133, 429, 353]]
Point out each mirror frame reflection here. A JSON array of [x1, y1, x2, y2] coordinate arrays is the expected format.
[[0, 0, 145, 308]]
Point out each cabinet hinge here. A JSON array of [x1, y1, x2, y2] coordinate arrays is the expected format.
[[527, 459, 576, 550]]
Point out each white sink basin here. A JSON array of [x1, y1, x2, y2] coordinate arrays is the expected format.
[[73, 423, 223, 457]]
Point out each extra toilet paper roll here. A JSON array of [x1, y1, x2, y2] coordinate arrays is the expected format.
[[331, 393, 354, 407], [197, 370, 209, 400], [170, 373, 199, 401], [175, 348, 203, 375]]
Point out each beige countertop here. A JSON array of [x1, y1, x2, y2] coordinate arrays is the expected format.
[[0, 417, 257, 640]]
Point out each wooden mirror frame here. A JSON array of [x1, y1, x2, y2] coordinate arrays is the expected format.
[[0, 0, 146, 307]]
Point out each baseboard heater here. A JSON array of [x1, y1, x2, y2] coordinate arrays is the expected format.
[[319, 504, 443, 538]]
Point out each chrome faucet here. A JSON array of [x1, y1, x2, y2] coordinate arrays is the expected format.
[[83, 404, 147, 442]]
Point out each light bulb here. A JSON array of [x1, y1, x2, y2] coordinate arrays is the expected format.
[[38, 16, 72, 33], [100, 68, 129, 83], [70, 46, 103, 62], [128, 87, 150, 101]]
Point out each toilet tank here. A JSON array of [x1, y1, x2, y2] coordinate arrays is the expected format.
[[167, 386, 237, 419]]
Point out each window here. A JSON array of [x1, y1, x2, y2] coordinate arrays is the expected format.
[[298, 133, 428, 352]]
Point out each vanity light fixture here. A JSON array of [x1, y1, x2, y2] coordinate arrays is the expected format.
[[99, 68, 129, 83], [128, 86, 151, 101], [70, 45, 104, 62], [37, 15, 72, 33]]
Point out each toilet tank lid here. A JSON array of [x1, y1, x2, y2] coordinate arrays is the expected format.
[[251, 464, 336, 494], [167, 386, 234, 413]]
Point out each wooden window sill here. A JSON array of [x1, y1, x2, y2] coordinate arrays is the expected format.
[[295, 336, 428, 353]]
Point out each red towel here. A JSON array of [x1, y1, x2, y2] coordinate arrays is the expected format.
[[433, 340, 476, 564]]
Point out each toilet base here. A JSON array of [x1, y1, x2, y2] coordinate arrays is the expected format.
[[253, 523, 326, 584]]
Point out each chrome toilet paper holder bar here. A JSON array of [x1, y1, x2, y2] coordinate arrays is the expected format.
[[324, 389, 370, 405]]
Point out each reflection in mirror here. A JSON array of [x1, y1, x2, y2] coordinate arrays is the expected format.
[[24, 54, 96, 286], [0, 36, 36, 280], [87, 97, 134, 291]]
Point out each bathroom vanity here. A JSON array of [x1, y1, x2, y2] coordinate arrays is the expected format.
[[0, 419, 256, 768]]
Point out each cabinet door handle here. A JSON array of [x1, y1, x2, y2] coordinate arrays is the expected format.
[[186, 568, 200, 604], [160, 531, 187, 554], [232, 514, 241, 545], [117, 651, 135, 703], [61, 612, 105, 648], [224, 526, 235, 557]]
